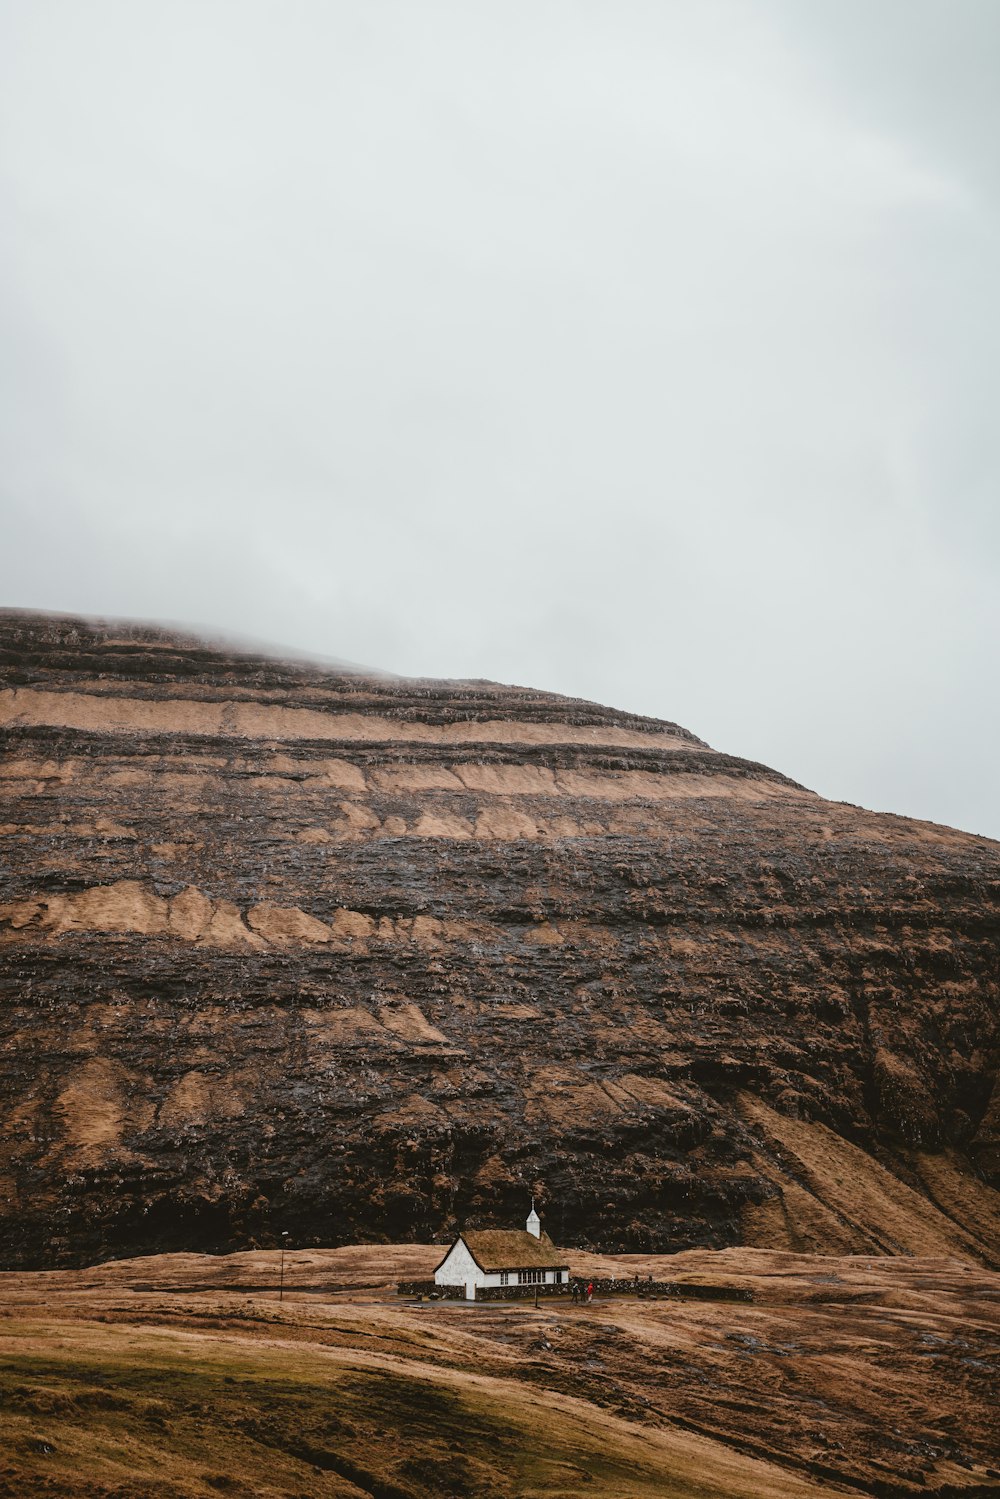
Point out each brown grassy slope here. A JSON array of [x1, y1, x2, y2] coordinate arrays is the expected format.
[[0, 1246, 997, 1498]]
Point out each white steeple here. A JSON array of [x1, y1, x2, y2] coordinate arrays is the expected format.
[[526, 1196, 541, 1238]]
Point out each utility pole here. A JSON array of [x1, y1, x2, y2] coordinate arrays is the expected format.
[[279, 1230, 289, 1302]]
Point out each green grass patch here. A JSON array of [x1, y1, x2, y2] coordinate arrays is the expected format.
[[0, 1321, 755, 1498]]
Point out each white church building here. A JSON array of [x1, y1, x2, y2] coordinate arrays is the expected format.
[[433, 1203, 570, 1300]]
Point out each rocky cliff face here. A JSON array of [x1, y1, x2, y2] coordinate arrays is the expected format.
[[1, 609, 998, 1269]]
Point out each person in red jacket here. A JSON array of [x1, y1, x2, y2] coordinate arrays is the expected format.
[[586, 1281, 594, 1304]]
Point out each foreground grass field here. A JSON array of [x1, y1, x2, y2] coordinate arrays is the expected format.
[[0, 1246, 997, 1497]]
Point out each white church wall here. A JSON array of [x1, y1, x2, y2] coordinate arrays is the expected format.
[[434, 1237, 481, 1287]]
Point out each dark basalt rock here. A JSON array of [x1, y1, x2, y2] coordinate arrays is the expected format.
[[0, 608, 998, 1269]]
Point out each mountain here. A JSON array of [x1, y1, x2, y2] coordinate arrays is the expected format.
[[0, 608, 997, 1268]]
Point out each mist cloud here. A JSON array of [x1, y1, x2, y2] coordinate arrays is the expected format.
[[1, 0, 998, 837]]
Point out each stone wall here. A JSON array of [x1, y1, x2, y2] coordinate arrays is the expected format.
[[397, 1277, 753, 1303], [573, 1277, 753, 1303], [397, 1280, 465, 1299]]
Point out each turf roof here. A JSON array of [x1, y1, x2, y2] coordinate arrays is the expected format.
[[460, 1229, 567, 1271]]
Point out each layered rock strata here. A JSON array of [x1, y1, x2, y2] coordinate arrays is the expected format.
[[1, 609, 998, 1268]]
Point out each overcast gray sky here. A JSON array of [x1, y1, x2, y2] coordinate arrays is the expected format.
[[2, 1, 998, 839]]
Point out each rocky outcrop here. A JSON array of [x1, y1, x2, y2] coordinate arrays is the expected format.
[[1, 609, 998, 1268]]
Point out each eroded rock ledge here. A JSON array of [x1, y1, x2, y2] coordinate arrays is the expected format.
[[1, 608, 998, 1268]]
